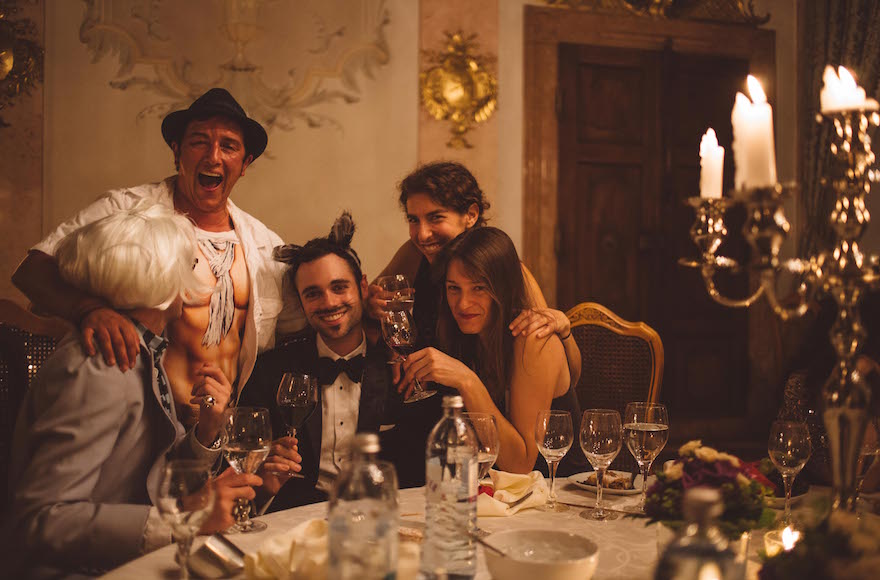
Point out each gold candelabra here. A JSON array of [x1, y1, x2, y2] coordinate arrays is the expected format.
[[681, 109, 880, 512]]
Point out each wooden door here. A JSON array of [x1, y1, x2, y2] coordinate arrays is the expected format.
[[556, 43, 753, 429]]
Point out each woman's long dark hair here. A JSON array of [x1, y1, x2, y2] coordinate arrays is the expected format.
[[436, 227, 529, 404]]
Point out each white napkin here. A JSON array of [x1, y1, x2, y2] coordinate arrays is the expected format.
[[476, 469, 549, 516], [245, 519, 328, 580], [244, 518, 421, 580]]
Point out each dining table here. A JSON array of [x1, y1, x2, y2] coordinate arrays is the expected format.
[[102, 477, 779, 580]]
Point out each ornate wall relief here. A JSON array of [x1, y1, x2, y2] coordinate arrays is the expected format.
[[80, 0, 390, 133]]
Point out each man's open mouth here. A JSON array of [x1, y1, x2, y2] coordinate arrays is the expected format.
[[198, 172, 223, 189]]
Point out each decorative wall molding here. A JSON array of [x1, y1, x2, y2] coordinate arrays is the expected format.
[[540, 0, 769, 25], [80, 0, 391, 133]]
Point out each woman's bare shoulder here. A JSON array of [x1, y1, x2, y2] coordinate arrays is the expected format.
[[514, 332, 566, 374]]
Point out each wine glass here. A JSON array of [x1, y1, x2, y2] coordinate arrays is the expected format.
[[275, 372, 317, 479], [224, 407, 272, 533], [579, 409, 622, 521], [376, 274, 415, 313], [534, 410, 573, 512], [623, 402, 669, 513], [855, 417, 879, 512], [464, 412, 499, 481], [380, 310, 436, 403], [768, 420, 811, 525], [157, 459, 215, 580]]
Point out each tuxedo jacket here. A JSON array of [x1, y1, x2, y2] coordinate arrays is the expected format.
[[240, 330, 394, 509]]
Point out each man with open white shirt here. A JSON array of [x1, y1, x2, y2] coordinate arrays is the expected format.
[[11, 88, 306, 426], [240, 212, 394, 509]]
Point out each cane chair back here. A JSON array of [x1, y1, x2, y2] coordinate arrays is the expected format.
[[0, 299, 70, 509], [566, 302, 664, 474]]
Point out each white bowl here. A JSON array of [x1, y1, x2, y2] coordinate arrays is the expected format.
[[483, 529, 599, 580]]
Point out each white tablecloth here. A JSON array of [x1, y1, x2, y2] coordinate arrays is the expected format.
[[103, 479, 768, 579]]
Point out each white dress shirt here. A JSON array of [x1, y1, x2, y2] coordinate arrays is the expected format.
[[315, 332, 366, 493]]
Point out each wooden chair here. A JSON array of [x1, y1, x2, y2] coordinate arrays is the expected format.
[[0, 299, 70, 508], [566, 302, 664, 474]]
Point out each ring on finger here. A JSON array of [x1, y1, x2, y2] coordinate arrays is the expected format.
[[204, 395, 216, 409]]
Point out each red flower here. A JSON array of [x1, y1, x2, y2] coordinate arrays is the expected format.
[[741, 461, 777, 493]]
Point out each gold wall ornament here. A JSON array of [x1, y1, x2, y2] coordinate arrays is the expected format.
[[540, 0, 770, 25], [79, 0, 390, 134], [420, 31, 497, 149], [0, 0, 43, 127]]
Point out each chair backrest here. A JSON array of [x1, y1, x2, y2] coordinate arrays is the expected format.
[[566, 302, 664, 474], [0, 299, 70, 509]]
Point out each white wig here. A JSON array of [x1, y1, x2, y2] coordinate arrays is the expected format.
[[55, 200, 204, 311]]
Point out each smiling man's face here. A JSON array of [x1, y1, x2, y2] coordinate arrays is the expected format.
[[171, 116, 252, 223], [295, 253, 367, 355]]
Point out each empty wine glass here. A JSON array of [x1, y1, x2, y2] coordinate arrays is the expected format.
[[376, 274, 415, 313], [580, 409, 622, 521], [464, 412, 499, 481], [623, 402, 669, 513], [535, 410, 573, 512], [380, 310, 436, 403], [768, 420, 811, 525], [157, 459, 215, 580], [224, 407, 272, 533]]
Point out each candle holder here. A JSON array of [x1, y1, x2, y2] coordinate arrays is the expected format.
[[681, 108, 880, 512]]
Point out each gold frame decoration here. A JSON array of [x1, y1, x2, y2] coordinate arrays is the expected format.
[[540, 0, 769, 25], [0, 0, 43, 128], [420, 30, 497, 149]]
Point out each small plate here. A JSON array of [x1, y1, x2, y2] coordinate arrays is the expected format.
[[765, 493, 807, 509], [567, 471, 653, 496]]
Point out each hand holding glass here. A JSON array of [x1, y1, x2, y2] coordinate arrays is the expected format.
[[580, 409, 622, 521], [535, 410, 573, 512], [224, 407, 272, 533], [623, 402, 668, 513], [380, 310, 436, 403], [157, 460, 215, 580], [464, 412, 499, 480], [768, 420, 811, 525]]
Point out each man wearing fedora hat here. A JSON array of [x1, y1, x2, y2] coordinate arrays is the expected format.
[[12, 88, 306, 424]]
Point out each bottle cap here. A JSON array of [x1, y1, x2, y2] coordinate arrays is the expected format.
[[682, 487, 723, 522], [354, 432, 380, 453], [442, 395, 464, 409]]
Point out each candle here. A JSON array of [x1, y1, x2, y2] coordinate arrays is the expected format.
[[699, 128, 725, 198], [731, 75, 777, 190], [781, 526, 800, 550], [820, 65, 879, 113], [763, 526, 801, 557]]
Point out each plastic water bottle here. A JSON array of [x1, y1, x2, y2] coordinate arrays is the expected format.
[[420, 395, 479, 579], [328, 433, 399, 580], [654, 488, 745, 580]]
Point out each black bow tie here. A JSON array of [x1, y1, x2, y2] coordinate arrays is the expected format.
[[316, 354, 365, 386]]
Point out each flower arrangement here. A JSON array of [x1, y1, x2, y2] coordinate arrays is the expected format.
[[643, 440, 776, 539], [759, 511, 880, 580]]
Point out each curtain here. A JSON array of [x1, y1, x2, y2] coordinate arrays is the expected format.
[[800, 0, 880, 255]]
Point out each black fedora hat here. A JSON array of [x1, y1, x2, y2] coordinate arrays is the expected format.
[[161, 88, 268, 160]]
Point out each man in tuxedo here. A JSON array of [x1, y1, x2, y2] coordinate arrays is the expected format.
[[240, 212, 395, 509]]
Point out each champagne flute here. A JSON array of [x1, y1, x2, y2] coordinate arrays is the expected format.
[[224, 407, 272, 533], [580, 409, 622, 521], [275, 373, 317, 479], [380, 310, 436, 403], [535, 410, 573, 512], [464, 412, 499, 481], [376, 274, 415, 312], [623, 402, 669, 513], [768, 420, 811, 525], [157, 459, 215, 580]]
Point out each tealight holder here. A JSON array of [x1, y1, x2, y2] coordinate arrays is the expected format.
[[763, 526, 801, 558]]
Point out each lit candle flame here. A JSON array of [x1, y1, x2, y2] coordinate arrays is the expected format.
[[747, 75, 767, 104], [838, 66, 857, 91], [781, 526, 800, 551]]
